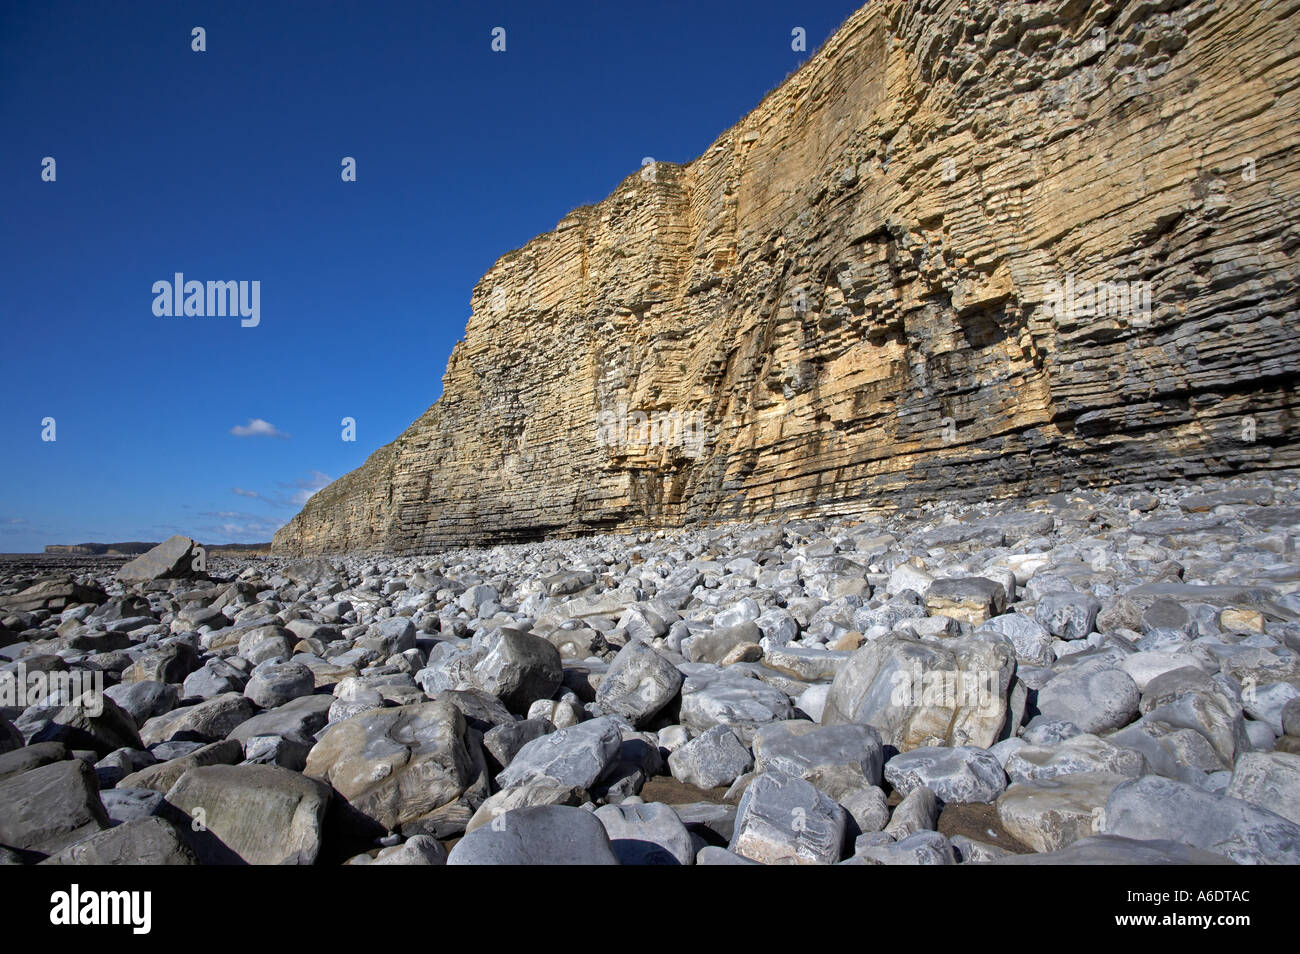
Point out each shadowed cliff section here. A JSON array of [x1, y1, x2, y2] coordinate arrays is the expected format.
[[274, 0, 1300, 556]]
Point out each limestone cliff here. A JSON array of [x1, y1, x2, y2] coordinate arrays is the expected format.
[[274, 0, 1300, 556]]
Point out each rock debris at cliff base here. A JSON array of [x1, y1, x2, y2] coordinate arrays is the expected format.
[[3, 473, 1300, 864]]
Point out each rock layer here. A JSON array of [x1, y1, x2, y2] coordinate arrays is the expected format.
[[274, 0, 1300, 555]]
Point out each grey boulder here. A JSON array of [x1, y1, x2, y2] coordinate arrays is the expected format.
[[1035, 592, 1102, 640], [753, 722, 885, 797], [595, 639, 683, 727], [667, 725, 753, 789], [116, 535, 202, 583], [0, 759, 109, 855], [472, 630, 562, 714], [594, 800, 695, 865], [163, 763, 331, 865], [884, 745, 1006, 805], [729, 769, 848, 865], [1103, 775, 1300, 865], [447, 805, 620, 865], [495, 716, 623, 791], [39, 816, 196, 865], [243, 661, 316, 709], [1035, 662, 1140, 734]]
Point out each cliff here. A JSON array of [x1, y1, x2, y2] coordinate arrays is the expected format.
[[274, 0, 1300, 556]]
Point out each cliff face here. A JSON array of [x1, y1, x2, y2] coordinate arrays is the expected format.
[[274, 0, 1300, 556]]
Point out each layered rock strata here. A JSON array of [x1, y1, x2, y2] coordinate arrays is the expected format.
[[275, 0, 1300, 555]]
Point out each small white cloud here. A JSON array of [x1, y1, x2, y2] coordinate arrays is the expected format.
[[230, 418, 289, 439], [281, 471, 332, 506], [230, 471, 332, 510]]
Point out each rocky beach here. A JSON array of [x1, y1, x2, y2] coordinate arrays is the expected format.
[[3, 473, 1299, 865]]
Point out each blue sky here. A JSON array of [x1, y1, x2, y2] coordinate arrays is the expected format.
[[0, 0, 862, 552]]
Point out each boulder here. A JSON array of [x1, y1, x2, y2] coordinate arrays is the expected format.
[[0, 716, 22, 755], [482, 717, 553, 769], [851, 829, 956, 865], [729, 769, 848, 865], [116, 536, 203, 583], [595, 639, 683, 727], [686, 622, 763, 664], [243, 661, 316, 709], [1003, 733, 1146, 784], [594, 800, 695, 865], [0, 759, 109, 855], [753, 722, 884, 797], [182, 658, 248, 699], [667, 725, 753, 789], [884, 786, 940, 839], [139, 692, 258, 746], [39, 816, 197, 865], [447, 805, 620, 865], [925, 577, 1006, 625], [31, 691, 143, 757], [465, 781, 589, 833], [226, 694, 333, 751], [104, 681, 180, 726], [1137, 689, 1248, 767], [984, 834, 1234, 865], [3, 577, 106, 613], [996, 772, 1129, 852], [1103, 775, 1300, 865], [1035, 592, 1102, 640], [678, 668, 793, 735], [495, 716, 624, 791], [120, 642, 200, 684], [363, 835, 448, 865], [1225, 752, 1300, 825], [0, 740, 69, 781], [163, 763, 331, 864], [823, 634, 1014, 750], [236, 625, 297, 666], [99, 787, 165, 825], [472, 630, 562, 714], [1035, 662, 1140, 734], [119, 738, 244, 793], [304, 700, 474, 834], [977, 613, 1053, 666], [884, 746, 1006, 805], [762, 646, 851, 682]]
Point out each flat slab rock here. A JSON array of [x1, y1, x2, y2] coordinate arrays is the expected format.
[[38, 816, 197, 866], [982, 834, 1236, 865], [0, 759, 109, 856], [1102, 775, 1300, 865]]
